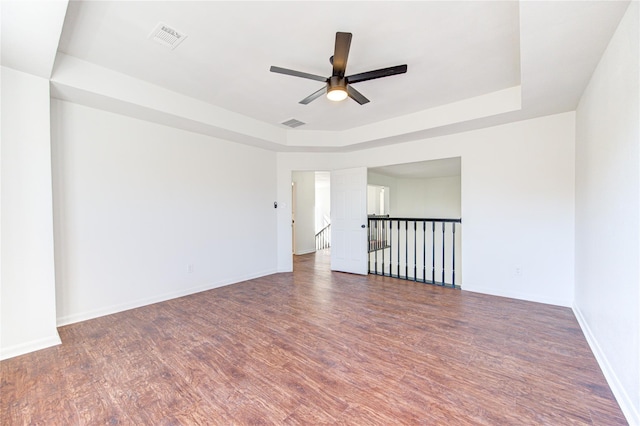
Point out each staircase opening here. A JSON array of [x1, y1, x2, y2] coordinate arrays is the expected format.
[[367, 157, 462, 288]]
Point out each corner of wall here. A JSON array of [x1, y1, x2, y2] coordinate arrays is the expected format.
[[573, 304, 640, 425], [0, 333, 61, 361]]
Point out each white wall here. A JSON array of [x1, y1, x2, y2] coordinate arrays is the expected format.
[[574, 2, 639, 423], [0, 67, 60, 359], [277, 112, 576, 307], [395, 176, 461, 218], [367, 172, 461, 219], [51, 100, 278, 325], [292, 171, 316, 255]]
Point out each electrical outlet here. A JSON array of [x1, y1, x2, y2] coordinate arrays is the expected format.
[[515, 266, 522, 276], [188, 264, 194, 274]]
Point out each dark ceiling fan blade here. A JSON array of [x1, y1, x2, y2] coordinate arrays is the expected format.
[[299, 85, 327, 105], [347, 85, 370, 105], [270, 66, 327, 82], [346, 64, 408, 84], [332, 32, 352, 77]]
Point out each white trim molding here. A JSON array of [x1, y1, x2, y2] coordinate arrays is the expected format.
[[573, 305, 639, 425]]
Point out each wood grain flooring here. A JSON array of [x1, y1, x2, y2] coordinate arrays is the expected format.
[[1, 250, 627, 425]]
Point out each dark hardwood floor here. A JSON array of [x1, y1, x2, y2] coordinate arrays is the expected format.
[[1, 250, 626, 425]]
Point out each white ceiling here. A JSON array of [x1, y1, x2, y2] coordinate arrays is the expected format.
[[1, 1, 631, 151], [370, 157, 461, 180], [58, 1, 522, 132], [0, 0, 67, 78]]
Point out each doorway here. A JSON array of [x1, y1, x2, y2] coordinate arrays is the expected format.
[[291, 171, 331, 257]]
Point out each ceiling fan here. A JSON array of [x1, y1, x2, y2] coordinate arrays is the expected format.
[[270, 32, 408, 105]]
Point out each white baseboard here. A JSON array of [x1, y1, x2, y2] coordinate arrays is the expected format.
[[462, 285, 572, 308], [0, 333, 62, 361], [56, 269, 278, 327], [294, 248, 316, 255], [573, 305, 639, 426]]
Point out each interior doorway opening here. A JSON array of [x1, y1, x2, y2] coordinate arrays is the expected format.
[[368, 184, 390, 216], [291, 171, 331, 260]]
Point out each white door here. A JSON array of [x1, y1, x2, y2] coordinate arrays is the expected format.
[[331, 167, 368, 274]]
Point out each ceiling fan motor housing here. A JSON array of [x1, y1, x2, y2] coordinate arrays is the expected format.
[[328, 76, 347, 90], [327, 76, 348, 101]]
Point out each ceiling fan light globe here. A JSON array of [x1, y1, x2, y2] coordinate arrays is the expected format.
[[327, 88, 348, 102]]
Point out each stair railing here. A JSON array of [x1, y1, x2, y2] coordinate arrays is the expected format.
[[315, 223, 331, 250], [368, 217, 462, 288]]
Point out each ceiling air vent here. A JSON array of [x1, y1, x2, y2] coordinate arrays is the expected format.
[[149, 22, 187, 50], [281, 118, 306, 129]]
